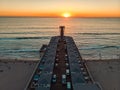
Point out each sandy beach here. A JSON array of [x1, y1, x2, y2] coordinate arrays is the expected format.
[[0, 59, 120, 90], [86, 59, 120, 90], [0, 59, 38, 90]]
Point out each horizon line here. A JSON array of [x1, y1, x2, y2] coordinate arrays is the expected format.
[[0, 16, 120, 18]]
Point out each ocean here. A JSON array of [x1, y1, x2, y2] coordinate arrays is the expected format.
[[0, 17, 120, 60]]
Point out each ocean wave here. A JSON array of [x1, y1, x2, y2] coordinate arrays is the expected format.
[[79, 45, 120, 50], [0, 26, 57, 29], [0, 49, 39, 53], [16, 37, 50, 39], [0, 36, 50, 40], [0, 32, 39, 34], [76, 33, 120, 35], [76, 37, 109, 40]]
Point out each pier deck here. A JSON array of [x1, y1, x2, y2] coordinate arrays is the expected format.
[[25, 36, 101, 90], [50, 38, 73, 90]]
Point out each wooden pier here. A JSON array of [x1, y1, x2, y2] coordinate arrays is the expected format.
[[25, 26, 101, 90]]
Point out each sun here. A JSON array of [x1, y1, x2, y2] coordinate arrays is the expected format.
[[62, 13, 71, 18]]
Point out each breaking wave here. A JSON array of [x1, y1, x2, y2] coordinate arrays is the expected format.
[[0, 49, 39, 53], [79, 45, 120, 50], [76, 33, 120, 35], [0, 36, 50, 40], [0, 26, 57, 29]]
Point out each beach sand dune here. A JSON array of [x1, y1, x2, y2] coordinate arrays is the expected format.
[[86, 60, 120, 90], [0, 59, 37, 90]]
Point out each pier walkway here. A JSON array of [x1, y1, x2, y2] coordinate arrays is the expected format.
[[25, 36, 101, 90], [50, 38, 73, 90], [25, 25, 101, 90]]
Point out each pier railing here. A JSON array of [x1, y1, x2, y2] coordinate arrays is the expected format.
[[24, 59, 41, 90], [24, 45, 47, 90]]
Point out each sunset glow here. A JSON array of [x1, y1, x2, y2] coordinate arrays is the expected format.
[[62, 13, 71, 18], [0, 0, 120, 17]]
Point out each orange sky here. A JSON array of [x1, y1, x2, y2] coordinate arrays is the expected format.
[[0, 0, 120, 17]]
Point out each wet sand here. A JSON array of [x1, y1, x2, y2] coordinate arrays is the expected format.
[[0, 59, 120, 90]]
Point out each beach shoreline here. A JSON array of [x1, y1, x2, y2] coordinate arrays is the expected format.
[[0, 59, 120, 90]]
